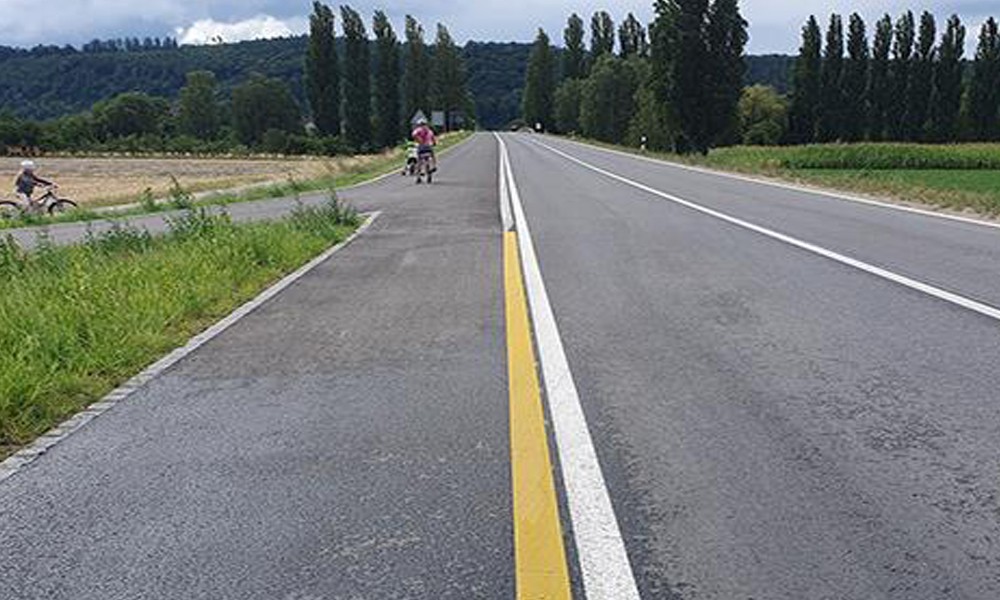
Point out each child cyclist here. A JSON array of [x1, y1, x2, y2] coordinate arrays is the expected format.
[[411, 118, 438, 173], [15, 160, 55, 211]]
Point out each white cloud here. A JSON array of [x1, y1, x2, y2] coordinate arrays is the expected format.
[[175, 15, 307, 46]]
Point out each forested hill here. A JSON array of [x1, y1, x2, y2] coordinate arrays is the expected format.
[[0, 36, 792, 129]]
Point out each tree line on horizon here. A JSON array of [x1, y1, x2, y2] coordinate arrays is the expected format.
[[787, 11, 1000, 144], [524, 4, 1000, 151], [0, 4, 474, 156], [523, 1, 748, 154], [304, 2, 474, 153]]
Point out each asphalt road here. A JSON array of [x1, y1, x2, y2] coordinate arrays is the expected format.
[[3, 132, 1000, 599]]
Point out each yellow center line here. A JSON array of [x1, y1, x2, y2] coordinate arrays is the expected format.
[[505, 231, 573, 599]]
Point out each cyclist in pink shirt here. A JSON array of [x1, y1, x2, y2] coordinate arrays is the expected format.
[[411, 118, 438, 173]]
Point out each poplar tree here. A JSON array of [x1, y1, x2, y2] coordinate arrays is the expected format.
[[889, 11, 915, 140], [403, 16, 431, 125], [671, 0, 712, 153], [817, 14, 844, 142], [563, 13, 587, 79], [706, 0, 748, 146], [928, 15, 965, 142], [841, 14, 868, 142], [590, 11, 616, 59], [788, 16, 822, 143], [967, 18, 1000, 141], [619, 13, 649, 58], [905, 12, 936, 140], [431, 24, 468, 130], [373, 10, 401, 148], [523, 28, 556, 131], [649, 0, 679, 149], [305, 2, 340, 136], [867, 15, 893, 140], [341, 5, 371, 149]]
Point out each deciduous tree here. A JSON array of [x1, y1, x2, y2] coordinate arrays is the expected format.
[[619, 13, 648, 58], [841, 14, 868, 142], [590, 11, 616, 59], [905, 12, 936, 140], [867, 14, 893, 140], [928, 15, 965, 141], [889, 11, 915, 140], [788, 16, 822, 143], [373, 11, 401, 148], [966, 17, 1000, 141], [817, 14, 844, 142], [177, 71, 220, 140], [305, 2, 340, 136], [403, 16, 431, 126], [341, 5, 372, 149], [523, 28, 556, 131], [563, 14, 587, 79]]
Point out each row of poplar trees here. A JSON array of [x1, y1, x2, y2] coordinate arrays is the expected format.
[[523, 1, 748, 154], [788, 12, 1000, 144], [305, 3, 471, 152]]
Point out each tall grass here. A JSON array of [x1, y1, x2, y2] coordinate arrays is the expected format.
[[0, 199, 359, 455], [702, 143, 1000, 171]]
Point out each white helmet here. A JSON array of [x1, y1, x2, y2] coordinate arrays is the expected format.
[[416, 117, 428, 126], [20, 160, 35, 171]]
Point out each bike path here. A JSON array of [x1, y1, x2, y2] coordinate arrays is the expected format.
[[0, 135, 515, 598]]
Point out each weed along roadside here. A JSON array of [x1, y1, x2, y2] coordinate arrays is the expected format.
[[0, 131, 471, 231], [0, 199, 361, 460]]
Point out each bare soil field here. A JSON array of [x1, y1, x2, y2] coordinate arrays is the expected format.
[[0, 153, 392, 207]]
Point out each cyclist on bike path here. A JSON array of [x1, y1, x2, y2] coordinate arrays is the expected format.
[[15, 160, 55, 209], [411, 118, 438, 173]]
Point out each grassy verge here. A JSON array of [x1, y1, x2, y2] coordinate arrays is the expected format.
[[573, 138, 1000, 217], [0, 198, 360, 459], [0, 130, 473, 230]]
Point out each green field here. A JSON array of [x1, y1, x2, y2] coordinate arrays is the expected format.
[[676, 143, 1000, 216], [0, 200, 359, 458]]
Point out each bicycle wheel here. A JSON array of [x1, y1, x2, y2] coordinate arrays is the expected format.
[[0, 201, 20, 220], [48, 199, 78, 215]]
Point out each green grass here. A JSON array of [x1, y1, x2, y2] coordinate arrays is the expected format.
[[576, 138, 1000, 217], [0, 130, 473, 231], [0, 199, 360, 458], [694, 143, 1000, 171]]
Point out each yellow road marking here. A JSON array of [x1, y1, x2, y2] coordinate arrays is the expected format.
[[505, 231, 573, 599]]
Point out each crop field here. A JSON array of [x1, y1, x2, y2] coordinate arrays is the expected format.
[[0, 153, 393, 208]]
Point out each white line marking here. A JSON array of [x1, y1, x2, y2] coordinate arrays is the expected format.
[[0, 212, 382, 485], [549, 135, 1000, 232], [531, 137, 1000, 323], [498, 134, 642, 600], [497, 134, 514, 231]]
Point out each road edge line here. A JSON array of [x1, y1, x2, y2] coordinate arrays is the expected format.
[[550, 135, 1000, 232], [0, 211, 382, 485], [533, 138, 1000, 323], [500, 134, 642, 599]]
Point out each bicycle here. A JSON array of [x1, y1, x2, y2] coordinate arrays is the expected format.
[[415, 150, 435, 184], [0, 186, 78, 219]]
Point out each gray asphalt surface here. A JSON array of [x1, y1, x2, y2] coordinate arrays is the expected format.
[[4, 132, 1000, 599], [0, 136, 513, 599], [502, 133, 1000, 599]]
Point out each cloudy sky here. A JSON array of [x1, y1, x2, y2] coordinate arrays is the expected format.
[[0, 1, 995, 53]]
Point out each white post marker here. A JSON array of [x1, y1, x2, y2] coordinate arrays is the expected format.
[[495, 133, 642, 600]]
